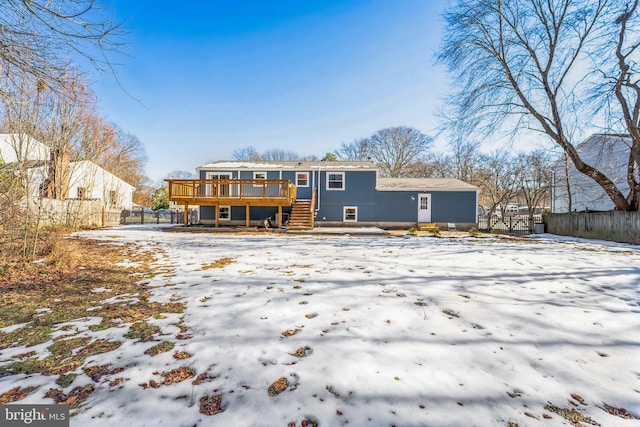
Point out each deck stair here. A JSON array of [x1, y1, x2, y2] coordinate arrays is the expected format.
[[288, 199, 314, 230]]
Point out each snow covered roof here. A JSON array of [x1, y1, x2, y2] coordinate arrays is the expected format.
[[377, 177, 479, 192], [197, 160, 378, 171]]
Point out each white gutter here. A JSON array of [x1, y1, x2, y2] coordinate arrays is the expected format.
[[316, 163, 321, 212]]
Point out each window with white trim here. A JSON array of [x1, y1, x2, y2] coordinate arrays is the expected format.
[[343, 206, 358, 222], [253, 171, 266, 187], [218, 206, 230, 220], [296, 172, 309, 187], [327, 172, 345, 190]]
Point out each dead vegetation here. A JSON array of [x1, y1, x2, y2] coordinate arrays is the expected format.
[[0, 235, 187, 397]]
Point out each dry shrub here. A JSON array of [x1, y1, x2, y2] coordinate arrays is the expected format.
[[46, 236, 84, 270]]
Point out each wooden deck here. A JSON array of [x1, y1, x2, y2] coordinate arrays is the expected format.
[[166, 179, 297, 227], [167, 179, 297, 206]]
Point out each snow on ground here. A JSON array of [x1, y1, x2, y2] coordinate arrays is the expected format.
[[4, 225, 640, 426]]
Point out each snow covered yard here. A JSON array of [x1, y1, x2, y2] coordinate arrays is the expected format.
[[2, 226, 640, 426]]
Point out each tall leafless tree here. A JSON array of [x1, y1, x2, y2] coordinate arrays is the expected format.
[[516, 150, 554, 229], [474, 150, 521, 223], [261, 149, 301, 161], [335, 138, 371, 161], [0, 0, 126, 98], [368, 127, 432, 177], [438, 0, 638, 211], [232, 146, 262, 161], [600, 0, 640, 209]]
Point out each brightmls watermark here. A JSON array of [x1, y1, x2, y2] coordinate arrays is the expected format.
[[1, 405, 69, 427]]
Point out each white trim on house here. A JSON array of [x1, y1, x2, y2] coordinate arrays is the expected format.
[[296, 171, 310, 187], [327, 172, 345, 191], [417, 193, 432, 223], [218, 206, 231, 220], [253, 171, 266, 187], [205, 171, 232, 179], [343, 206, 358, 222]]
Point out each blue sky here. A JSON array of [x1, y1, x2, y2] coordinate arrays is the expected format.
[[91, 0, 449, 182]]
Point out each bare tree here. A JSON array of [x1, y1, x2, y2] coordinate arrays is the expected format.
[[232, 146, 262, 161], [261, 149, 301, 161], [0, 67, 51, 259], [369, 127, 432, 177], [438, 0, 637, 210], [166, 170, 196, 179], [474, 151, 521, 223], [601, 0, 640, 210], [516, 150, 553, 230], [0, 0, 126, 97], [335, 138, 371, 161], [449, 139, 482, 182]]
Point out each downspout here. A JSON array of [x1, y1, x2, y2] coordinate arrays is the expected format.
[[316, 163, 321, 214], [475, 189, 479, 224]]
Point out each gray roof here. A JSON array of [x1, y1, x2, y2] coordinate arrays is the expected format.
[[198, 160, 378, 170], [377, 177, 479, 192]]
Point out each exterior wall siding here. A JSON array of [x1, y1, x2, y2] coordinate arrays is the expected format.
[[375, 191, 477, 223], [195, 164, 478, 226], [200, 205, 289, 223], [315, 170, 377, 221], [430, 192, 477, 223], [375, 192, 418, 222]]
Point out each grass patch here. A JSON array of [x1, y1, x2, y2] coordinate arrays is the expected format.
[[56, 373, 77, 388], [144, 341, 175, 356], [125, 321, 160, 342], [545, 403, 600, 426], [200, 258, 235, 270], [0, 237, 186, 381]]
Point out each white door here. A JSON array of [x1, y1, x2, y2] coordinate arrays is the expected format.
[[206, 172, 231, 196], [417, 193, 431, 222]]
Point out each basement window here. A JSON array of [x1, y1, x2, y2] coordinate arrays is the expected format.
[[219, 206, 230, 220], [343, 206, 358, 222]]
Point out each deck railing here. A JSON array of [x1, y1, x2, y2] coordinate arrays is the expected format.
[[166, 179, 297, 206]]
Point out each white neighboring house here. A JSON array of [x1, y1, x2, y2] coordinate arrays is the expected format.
[[67, 160, 134, 210], [0, 133, 50, 163], [552, 134, 634, 212], [0, 133, 134, 210]]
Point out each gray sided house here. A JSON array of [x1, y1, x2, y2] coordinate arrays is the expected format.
[[552, 134, 633, 213], [172, 160, 479, 229]]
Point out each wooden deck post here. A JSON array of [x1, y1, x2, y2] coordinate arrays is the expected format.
[[215, 205, 219, 228], [245, 204, 250, 228], [183, 203, 188, 226], [277, 205, 282, 228]]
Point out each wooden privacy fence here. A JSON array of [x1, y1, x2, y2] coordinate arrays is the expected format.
[[36, 199, 122, 228], [544, 211, 640, 244]]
